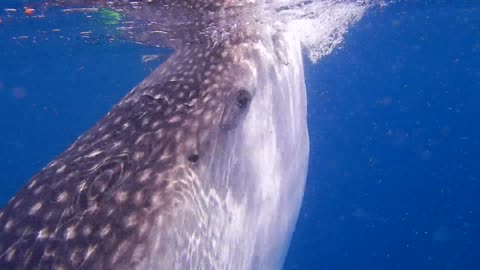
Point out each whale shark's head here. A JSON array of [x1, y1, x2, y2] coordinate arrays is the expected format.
[[0, 0, 385, 269]]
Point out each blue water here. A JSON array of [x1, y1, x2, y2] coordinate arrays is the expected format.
[[1, 1, 479, 270]]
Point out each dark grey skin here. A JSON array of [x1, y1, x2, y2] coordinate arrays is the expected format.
[[0, 25, 253, 270]]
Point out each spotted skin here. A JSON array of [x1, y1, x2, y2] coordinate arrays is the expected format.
[[0, 39, 253, 269]]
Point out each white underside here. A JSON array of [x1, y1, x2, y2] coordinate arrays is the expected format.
[[236, 30, 309, 269]]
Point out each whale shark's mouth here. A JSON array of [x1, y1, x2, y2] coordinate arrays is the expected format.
[[0, 1, 388, 269]]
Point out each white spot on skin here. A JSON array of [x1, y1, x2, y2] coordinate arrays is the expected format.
[[85, 245, 97, 260], [65, 172, 76, 180], [160, 150, 172, 161], [56, 191, 69, 203], [133, 191, 144, 206], [99, 224, 111, 237], [77, 181, 87, 192], [193, 107, 204, 116], [4, 219, 14, 232], [112, 141, 123, 149], [124, 214, 137, 228], [56, 164, 66, 174], [134, 152, 145, 161], [151, 121, 160, 129], [88, 202, 99, 213], [13, 199, 22, 208], [33, 185, 44, 195], [27, 179, 37, 190], [115, 191, 128, 204], [37, 228, 49, 240], [42, 247, 55, 259], [209, 99, 218, 107], [105, 207, 115, 217], [44, 211, 54, 221], [70, 249, 81, 264], [138, 169, 151, 183], [203, 112, 214, 124], [22, 226, 32, 235], [203, 93, 212, 103], [168, 115, 182, 124], [164, 107, 174, 115], [138, 223, 149, 237], [184, 137, 196, 150], [6, 248, 16, 262], [54, 264, 65, 270], [82, 225, 92, 236], [135, 134, 146, 145], [174, 130, 184, 142], [101, 134, 111, 141], [64, 226, 76, 240], [150, 194, 162, 206], [47, 160, 59, 168], [86, 149, 102, 158], [114, 116, 123, 124], [29, 202, 43, 215]]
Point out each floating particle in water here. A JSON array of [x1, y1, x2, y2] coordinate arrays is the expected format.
[[80, 31, 92, 38], [62, 8, 99, 13], [24, 7, 35, 16], [12, 87, 27, 100], [13, 36, 30, 40], [141, 54, 168, 64]]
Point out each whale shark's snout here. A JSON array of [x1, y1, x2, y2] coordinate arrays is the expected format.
[[0, 1, 309, 269]]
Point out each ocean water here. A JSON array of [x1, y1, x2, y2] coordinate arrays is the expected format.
[[0, 1, 478, 270]]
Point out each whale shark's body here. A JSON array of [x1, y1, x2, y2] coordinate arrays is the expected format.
[[0, 1, 309, 269]]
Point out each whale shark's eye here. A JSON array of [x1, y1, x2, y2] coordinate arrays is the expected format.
[[236, 89, 251, 109], [187, 154, 199, 163]]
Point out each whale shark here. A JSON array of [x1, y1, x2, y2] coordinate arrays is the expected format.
[[0, 0, 309, 269], [0, 0, 385, 268]]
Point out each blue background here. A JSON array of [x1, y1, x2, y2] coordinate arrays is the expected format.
[[0, 1, 479, 269]]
